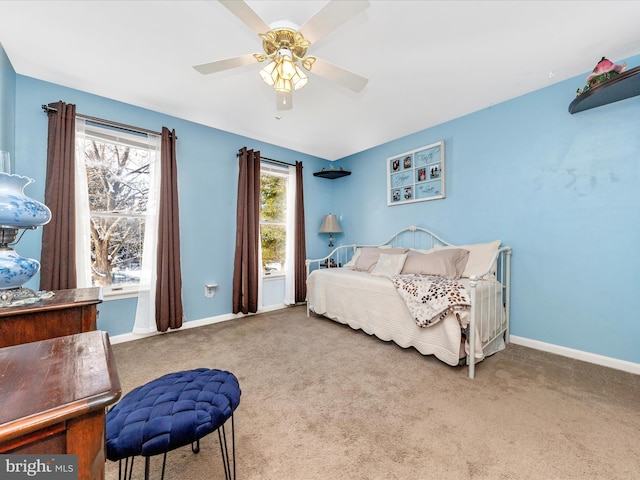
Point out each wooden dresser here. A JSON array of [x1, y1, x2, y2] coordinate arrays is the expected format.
[[0, 330, 121, 480], [0, 287, 102, 348]]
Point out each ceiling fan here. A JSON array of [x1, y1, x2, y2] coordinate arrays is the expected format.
[[194, 0, 370, 110]]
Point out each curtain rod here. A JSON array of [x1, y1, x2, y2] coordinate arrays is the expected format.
[[262, 156, 296, 168], [41, 104, 175, 139], [237, 150, 296, 168]]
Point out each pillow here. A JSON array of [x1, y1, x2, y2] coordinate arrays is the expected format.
[[400, 248, 469, 279], [371, 253, 408, 277], [408, 247, 435, 255], [353, 247, 408, 272], [343, 248, 361, 268], [433, 240, 501, 277]]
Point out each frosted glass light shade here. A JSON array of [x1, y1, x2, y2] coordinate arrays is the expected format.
[[291, 65, 308, 90], [276, 53, 296, 80], [259, 60, 277, 87]]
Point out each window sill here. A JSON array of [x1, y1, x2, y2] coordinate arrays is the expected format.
[[102, 284, 148, 301], [263, 272, 285, 280]]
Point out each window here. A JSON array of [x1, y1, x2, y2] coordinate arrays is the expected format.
[[260, 164, 290, 275], [75, 120, 161, 297]]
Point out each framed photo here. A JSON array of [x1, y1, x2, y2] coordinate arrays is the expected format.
[[387, 141, 445, 205]]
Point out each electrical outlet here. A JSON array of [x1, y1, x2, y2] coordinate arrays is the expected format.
[[204, 283, 218, 298]]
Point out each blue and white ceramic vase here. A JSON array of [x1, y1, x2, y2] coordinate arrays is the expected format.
[[0, 249, 40, 290], [0, 172, 50, 290], [0, 172, 51, 227]]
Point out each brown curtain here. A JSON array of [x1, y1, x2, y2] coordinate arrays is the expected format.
[[155, 127, 184, 332], [232, 147, 261, 314], [294, 161, 307, 303], [40, 101, 77, 291]]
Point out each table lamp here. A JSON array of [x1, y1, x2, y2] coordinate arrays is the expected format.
[[0, 151, 53, 305], [318, 214, 342, 249]]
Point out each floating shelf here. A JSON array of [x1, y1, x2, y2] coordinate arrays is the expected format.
[[568, 65, 640, 114], [313, 170, 351, 179]]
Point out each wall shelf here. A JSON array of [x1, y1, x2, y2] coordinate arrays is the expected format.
[[313, 170, 351, 179], [568, 65, 640, 114]]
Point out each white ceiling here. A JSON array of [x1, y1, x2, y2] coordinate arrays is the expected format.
[[1, 1, 639, 160]]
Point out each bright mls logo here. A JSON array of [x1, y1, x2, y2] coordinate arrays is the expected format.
[[1, 455, 77, 479]]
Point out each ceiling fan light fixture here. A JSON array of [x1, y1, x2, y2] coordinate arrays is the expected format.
[[259, 60, 277, 86], [275, 48, 295, 80], [301, 56, 316, 71], [259, 47, 307, 93], [291, 64, 308, 90], [274, 76, 292, 93]]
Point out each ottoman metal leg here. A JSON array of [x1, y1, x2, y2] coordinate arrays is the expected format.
[[117, 457, 134, 480], [117, 420, 236, 480], [217, 414, 236, 480], [117, 454, 168, 480]]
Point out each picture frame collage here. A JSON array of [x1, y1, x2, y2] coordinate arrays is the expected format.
[[387, 141, 445, 205]]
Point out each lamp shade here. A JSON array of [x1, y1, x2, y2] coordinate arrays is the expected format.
[[291, 64, 308, 90], [259, 60, 277, 87], [273, 76, 293, 93], [275, 49, 296, 80], [318, 214, 342, 234], [0, 173, 51, 227]]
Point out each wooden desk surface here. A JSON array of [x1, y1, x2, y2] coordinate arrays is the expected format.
[[0, 287, 102, 317], [0, 330, 121, 444], [0, 287, 103, 348]]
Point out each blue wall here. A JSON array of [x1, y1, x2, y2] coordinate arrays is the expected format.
[[10, 75, 331, 336], [2, 40, 639, 366], [0, 43, 15, 156], [336, 53, 640, 364]]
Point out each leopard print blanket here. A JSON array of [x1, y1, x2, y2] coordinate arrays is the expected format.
[[391, 274, 470, 328]]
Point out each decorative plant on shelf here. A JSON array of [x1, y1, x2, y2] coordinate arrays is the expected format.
[[576, 57, 627, 96]]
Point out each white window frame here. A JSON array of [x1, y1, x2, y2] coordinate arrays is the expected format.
[[74, 119, 161, 300], [260, 164, 290, 279]]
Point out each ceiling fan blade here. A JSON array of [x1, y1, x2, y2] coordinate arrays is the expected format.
[[193, 54, 257, 75], [299, 0, 370, 44], [218, 0, 271, 35], [310, 58, 368, 93]]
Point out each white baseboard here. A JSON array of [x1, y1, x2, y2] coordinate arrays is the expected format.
[[109, 312, 639, 376], [510, 335, 640, 375], [108, 304, 288, 345]]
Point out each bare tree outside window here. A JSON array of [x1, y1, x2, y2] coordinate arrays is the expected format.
[[79, 130, 152, 287]]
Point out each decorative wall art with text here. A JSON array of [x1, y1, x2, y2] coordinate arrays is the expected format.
[[387, 141, 445, 206]]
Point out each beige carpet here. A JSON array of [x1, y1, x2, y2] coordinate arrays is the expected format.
[[105, 305, 640, 480]]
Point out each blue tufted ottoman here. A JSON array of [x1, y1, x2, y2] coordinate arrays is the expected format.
[[106, 368, 241, 480]]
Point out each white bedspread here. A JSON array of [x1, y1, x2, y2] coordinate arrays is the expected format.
[[306, 268, 506, 366]]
